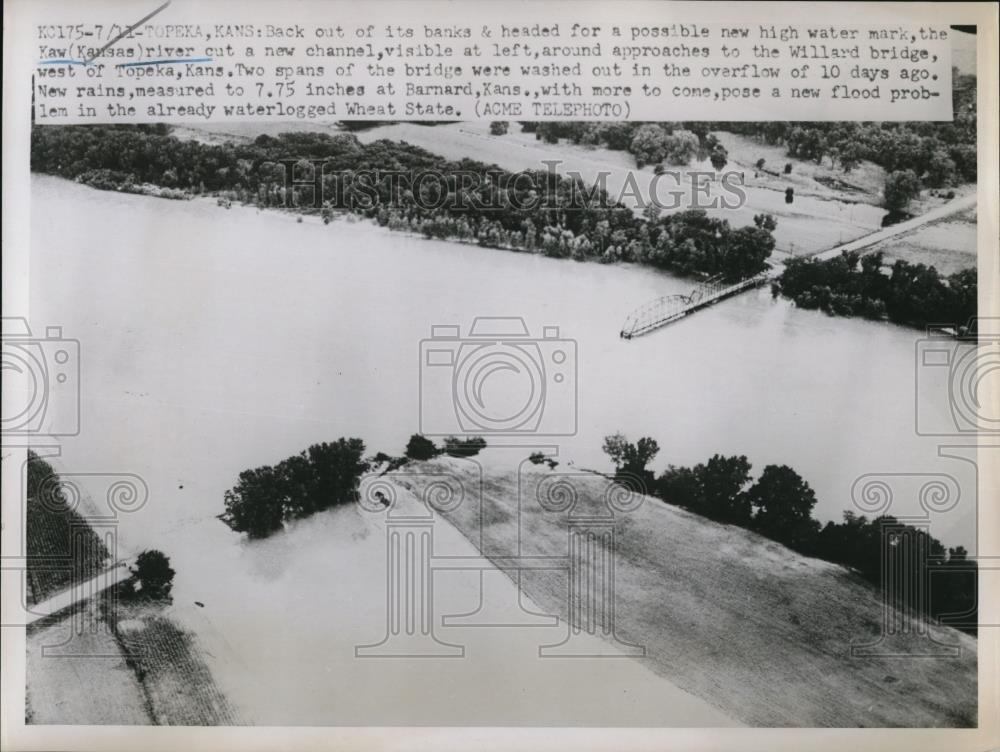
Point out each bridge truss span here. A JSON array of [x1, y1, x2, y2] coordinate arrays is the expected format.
[[620, 272, 769, 339]]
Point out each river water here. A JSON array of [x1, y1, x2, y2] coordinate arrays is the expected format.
[[26, 175, 975, 724]]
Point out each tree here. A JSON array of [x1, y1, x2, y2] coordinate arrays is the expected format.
[[924, 149, 957, 188], [603, 433, 658, 472], [602, 433, 659, 488], [629, 124, 670, 168], [696, 454, 753, 524], [947, 268, 978, 328], [603, 432, 631, 468], [301, 438, 369, 512], [746, 465, 819, 550], [133, 550, 175, 599], [222, 464, 288, 538], [656, 465, 700, 508], [838, 141, 866, 173], [489, 121, 509, 136], [883, 169, 922, 211], [930, 546, 978, 634], [663, 129, 700, 165], [710, 145, 729, 171], [754, 213, 778, 232], [221, 438, 368, 537], [722, 225, 774, 280], [406, 434, 439, 461], [626, 437, 660, 476]]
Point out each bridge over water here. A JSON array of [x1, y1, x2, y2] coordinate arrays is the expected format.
[[620, 192, 977, 340], [620, 273, 770, 339]]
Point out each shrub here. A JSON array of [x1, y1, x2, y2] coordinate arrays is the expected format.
[[710, 145, 729, 171], [663, 129, 700, 165], [883, 169, 922, 211], [629, 124, 670, 168], [405, 434, 439, 461], [442, 435, 487, 457], [132, 550, 175, 599], [527, 451, 560, 469]]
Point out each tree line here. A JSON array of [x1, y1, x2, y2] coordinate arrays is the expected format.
[[719, 71, 978, 211], [221, 434, 489, 538], [719, 70, 976, 182], [31, 124, 775, 281], [602, 433, 978, 635], [521, 71, 976, 212], [405, 433, 486, 460], [518, 121, 729, 171], [773, 250, 977, 330]]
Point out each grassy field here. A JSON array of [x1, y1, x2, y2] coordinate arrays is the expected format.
[[109, 599, 240, 725], [866, 207, 978, 276], [26, 592, 239, 725], [353, 122, 895, 256], [26, 598, 152, 725], [390, 456, 977, 727]]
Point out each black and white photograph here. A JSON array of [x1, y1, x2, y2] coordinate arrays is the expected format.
[[2, 2, 998, 750]]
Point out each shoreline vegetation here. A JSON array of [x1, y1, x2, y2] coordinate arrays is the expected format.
[[220, 434, 487, 538], [601, 432, 977, 637], [222, 432, 977, 638], [31, 122, 777, 282], [31, 106, 977, 329], [773, 249, 976, 331]]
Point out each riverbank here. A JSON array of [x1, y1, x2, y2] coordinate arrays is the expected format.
[[41, 122, 976, 331]]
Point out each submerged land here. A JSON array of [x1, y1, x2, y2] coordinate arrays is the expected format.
[[25, 446, 977, 727], [25, 59, 980, 724]]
